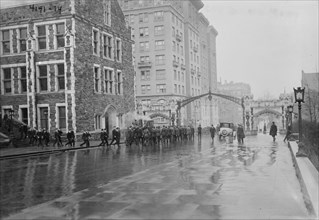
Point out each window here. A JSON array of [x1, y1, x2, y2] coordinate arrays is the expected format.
[[173, 41, 176, 51], [2, 68, 12, 94], [58, 106, 66, 129], [182, 86, 184, 94], [139, 41, 149, 51], [20, 67, 27, 93], [141, 85, 150, 94], [117, 70, 123, 95], [2, 30, 10, 54], [20, 108, 28, 125], [37, 25, 46, 50], [104, 68, 114, 94], [94, 66, 100, 93], [130, 15, 135, 24], [38, 65, 48, 92], [172, 27, 175, 37], [39, 107, 49, 130], [141, 99, 151, 106], [156, 84, 166, 93], [19, 28, 27, 52], [56, 23, 65, 48], [115, 38, 122, 62], [156, 69, 165, 80], [181, 72, 184, 82], [140, 56, 150, 62], [174, 84, 177, 93], [139, 13, 148, 23], [57, 64, 65, 90], [104, 0, 111, 26], [93, 29, 99, 55], [103, 34, 113, 59], [141, 70, 150, 80], [139, 27, 149, 37], [155, 55, 165, 65], [181, 45, 183, 55], [154, 11, 164, 21], [155, 40, 165, 50], [178, 71, 180, 81], [95, 115, 101, 130], [178, 85, 181, 94], [154, 25, 164, 35], [174, 70, 176, 80]]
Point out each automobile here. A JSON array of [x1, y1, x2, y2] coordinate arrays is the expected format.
[[218, 122, 235, 140]]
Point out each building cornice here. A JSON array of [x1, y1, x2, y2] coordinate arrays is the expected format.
[[122, 4, 184, 19]]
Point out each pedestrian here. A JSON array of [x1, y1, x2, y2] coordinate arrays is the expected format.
[[210, 124, 216, 143], [65, 130, 75, 147], [197, 124, 202, 139], [109, 126, 117, 146], [43, 129, 50, 147], [115, 127, 121, 147], [37, 129, 44, 147], [98, 129, 106, 146], [269, 122, 277, 142], [237, 124, 245, 144], [80, 131, 91, 147], [103, 129, 109, 147], [283, 125, 292, 142], [53, 128, 63, 148]]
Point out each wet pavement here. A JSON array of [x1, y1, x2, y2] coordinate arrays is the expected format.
[[1, 134, 314, 219]]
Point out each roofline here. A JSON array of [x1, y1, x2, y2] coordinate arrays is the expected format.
[[190, 0, 204, 11]]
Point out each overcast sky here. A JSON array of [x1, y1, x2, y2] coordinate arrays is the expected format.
[[201, 0, 318, 99], [1, 0, 318, 99]]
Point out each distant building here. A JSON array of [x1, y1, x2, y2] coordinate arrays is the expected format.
[[118, 0, 218, 126], [0, 0, 135, 136], [301, 71, 319, 122], [217, 81, 251, 124]]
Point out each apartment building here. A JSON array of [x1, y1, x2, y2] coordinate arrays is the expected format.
[[119, 0, 218, 126], [0, 0, 135, 136]]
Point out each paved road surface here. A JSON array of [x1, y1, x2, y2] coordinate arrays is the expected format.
[[1, 134, 314, 219]]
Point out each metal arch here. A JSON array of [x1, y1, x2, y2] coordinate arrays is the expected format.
[[149, 112, 170, 120], [177, 90, 244, 111], [253, 109, 282, 117]]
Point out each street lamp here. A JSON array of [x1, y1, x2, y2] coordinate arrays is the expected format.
[[9, 109, 14, 135], [43, 110, 48, 130], [293, 87, 305, 142]]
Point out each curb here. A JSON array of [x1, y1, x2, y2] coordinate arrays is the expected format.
[[0, 141, 125, 160], [288, 141, 319, 218]]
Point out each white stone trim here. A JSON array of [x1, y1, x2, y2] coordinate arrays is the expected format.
[[35, 60, 64, 65], [1, 63, 26, 68], [93, 64, 101, 93], [0, 24, 28, 31], [115, 37, 122, 63], [37, 104, 50, 131], [117, 69, 123, 96], [92, 27, 100, 57]]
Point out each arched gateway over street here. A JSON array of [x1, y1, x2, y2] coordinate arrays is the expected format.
[[176, 90, 293, 133]]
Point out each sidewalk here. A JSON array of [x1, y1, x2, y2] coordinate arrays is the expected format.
[[0, 139, 124, 159]]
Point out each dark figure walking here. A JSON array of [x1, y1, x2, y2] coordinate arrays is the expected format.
[[197, 124, 202, 140], [110, 127, 120, 147], [98, 129, 106, 146], [37, 129, 44, 147], [269, 122, 277, 142], [210, 124, 216, 143], [237, 124, 245, 144], [80, 131, 91, 147], [53, 129, 63, 147], [65, 130, 75, 147], [283, 125, 292, 142], [44, 129, 50, 147]]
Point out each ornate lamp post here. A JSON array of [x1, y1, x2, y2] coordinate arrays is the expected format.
[[293, 87, 305, 142], [287, 105, 293, 128], [43, 110, 48, 130], [9, 109, 14, 135]]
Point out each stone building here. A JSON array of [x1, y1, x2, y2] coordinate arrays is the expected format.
[[301, 71, 319, 122], [118, 0, 218, 126], [0, 0, 135, 136], [218, 81, 251, 124]]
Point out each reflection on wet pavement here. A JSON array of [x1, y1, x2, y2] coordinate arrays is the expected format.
[[2, 134, 314, 219]]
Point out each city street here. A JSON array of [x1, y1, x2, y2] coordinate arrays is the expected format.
[[1, 134, 313, 219]]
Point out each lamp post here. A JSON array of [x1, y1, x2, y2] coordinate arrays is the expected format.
[[43, 110, 48, 130], [293, 87, 305, 142], [287, 105, 293, 128], [9, 109, 14, 135]]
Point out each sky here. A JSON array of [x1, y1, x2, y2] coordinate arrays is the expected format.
[[1, 0, 318, 99], [201, 0, 318, 99]]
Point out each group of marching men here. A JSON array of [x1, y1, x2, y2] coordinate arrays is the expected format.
[[124, 125, 198, 147]]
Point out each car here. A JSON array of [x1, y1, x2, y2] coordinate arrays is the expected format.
[[218, 122, 235, 140]]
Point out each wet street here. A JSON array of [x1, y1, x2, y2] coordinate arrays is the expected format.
[[1, 134, 313, 219]]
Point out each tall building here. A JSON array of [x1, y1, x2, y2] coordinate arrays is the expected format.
[[0, 0, 135, 137], [301, 71, 319, 122], [119, 0, 218, 126], [218, 81, 251, 124]]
